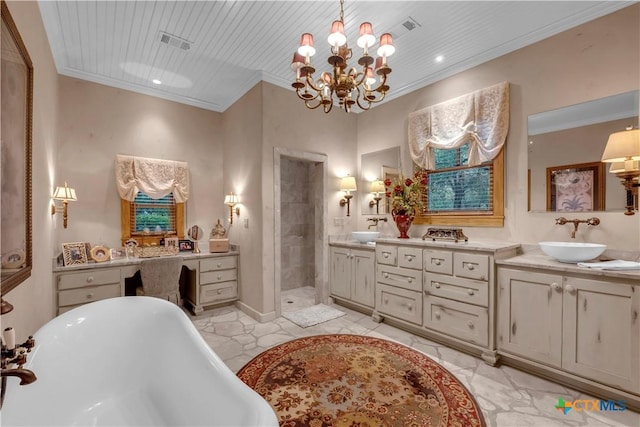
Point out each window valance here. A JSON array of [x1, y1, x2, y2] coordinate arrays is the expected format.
[[115, 154, 189, 202], [408, 81, 509, 170]]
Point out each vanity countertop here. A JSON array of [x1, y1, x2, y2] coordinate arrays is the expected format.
[[329, 241, 377, 250], [497, 248, 640, 281], [374, 237, 521, 254]]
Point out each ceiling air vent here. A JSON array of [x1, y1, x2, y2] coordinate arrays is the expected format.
[[389, 16, 421, 40], [159, 31, 192, 51]]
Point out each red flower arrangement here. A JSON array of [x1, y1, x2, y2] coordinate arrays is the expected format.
[[384, 171, 427, 216]]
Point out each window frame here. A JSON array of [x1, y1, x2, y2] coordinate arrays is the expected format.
[[120, 195, 185, 246], [414, 148, 504, 227]]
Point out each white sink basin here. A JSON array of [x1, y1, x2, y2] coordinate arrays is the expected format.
[[539, 241, 607, 263], [352, 231, 380, 243]]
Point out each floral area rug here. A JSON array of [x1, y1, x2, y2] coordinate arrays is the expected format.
[[237, 334, 486, 427]]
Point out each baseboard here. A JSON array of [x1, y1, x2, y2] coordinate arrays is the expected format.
[[235, 300, 277, 323]]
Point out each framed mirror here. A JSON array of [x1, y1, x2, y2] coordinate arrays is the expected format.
[[527, 90, 638, 212], [1, 2, 33, 295], [360, 147, 401, 215]]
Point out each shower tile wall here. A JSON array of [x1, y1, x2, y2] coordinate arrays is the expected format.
[[281, 157, 315, 291]]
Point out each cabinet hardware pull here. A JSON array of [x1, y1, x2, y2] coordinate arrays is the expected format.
[[383, 273, 389, 278], [86, 276, 94, 283], [408, 278, 413, 284], [466, 264, 475, 270], [384, 253, 389, 258], [407, 255, 413, 261], [512, 322, 517, 335], [550, 282, 561, 291], [583, 298, 587, 311], [467, 289, 474, 296], [217, 290, 222, 294], [565, 284, 576, 294], [86, 293, 94, 299], [407, 305, 412, 311], [434, 282, 441, 288], [217, 263, 222, 268], [434, 259, 441, 266], [217, 275, 222, 280], [467, 321, 474, 329], [435, 311, 441, 319]]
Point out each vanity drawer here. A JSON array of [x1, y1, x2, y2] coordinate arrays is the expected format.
[[57, 269, 121, 290], [377, 284, 422, 325], [58, 283, 121, 307], [424, 272, 489, 307], [201, 268, 237, 285], [454, 252, 489, 281], [200, 281, 237, 304], [200, 256, 237, 272], [398, 247, 423, 270], [376, 245, 398, 266], [377, 264, 422, 292], [423, 250, 453, 275], [423, 296, 488, 346]]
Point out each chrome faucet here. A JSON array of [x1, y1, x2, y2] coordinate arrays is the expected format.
[[1, 330, 36, 409], [555, 217, 600, 238], [367, 217, 388, 229]]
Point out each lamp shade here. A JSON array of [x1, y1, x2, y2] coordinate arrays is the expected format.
[[340, 176, 357, 193], [601, 128, 640, 163], [297, 33, 316, 57], [327, 20, 346, 47], [224, 193, 239, 206], [52, 183, 77, 201], [377, 33, 395, 57], [357, 22, 376, 49], [370, 180, 385, 194]]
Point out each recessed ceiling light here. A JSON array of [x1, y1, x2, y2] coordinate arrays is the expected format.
[[435, 55, 444, 63], [152, 79, 162, 85]]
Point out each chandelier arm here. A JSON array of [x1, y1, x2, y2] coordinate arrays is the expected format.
[[304, 74, 325, 92], [370, 73, 389, 93], [304, 99, 326, 110], [354, 86, 373, 110], [295, 86, 321, 102]]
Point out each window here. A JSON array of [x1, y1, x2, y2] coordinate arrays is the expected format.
[[415, 147, 504, 227], [120, 192, 184, 246]]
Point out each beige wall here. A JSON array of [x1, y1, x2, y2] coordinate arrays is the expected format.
[[2, 1, 59, 341], [356, 5, 640, 250]]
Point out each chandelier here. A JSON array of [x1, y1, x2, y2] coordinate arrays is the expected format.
[[291, 0, 395, 113]]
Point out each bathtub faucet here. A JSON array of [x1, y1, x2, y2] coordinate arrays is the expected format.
[[555, 217, 600, 238], [1, 329, 37, 409]]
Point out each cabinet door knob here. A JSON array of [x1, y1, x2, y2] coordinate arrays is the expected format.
[[407, 305, 412, 311], [434, 259, 441, 266], [565, 284, 576, 294], [217, 275, 222, 280], [217, 289, 222, 294], [434, 282, 441, 289], [86, 293, 94, 300], [217, 263, 222, 268], [383, 253, 389, 258], [466, 264, 475, 271], [408, 278, 413, 284], [406, 255, 413, 261], [467, 321, 474, 329], [467, 289, 474, 296], [86, 276, 94, 283], [434, 311, 441, 319], [383, 272, 389, 278], [550, 282, 561, 291]]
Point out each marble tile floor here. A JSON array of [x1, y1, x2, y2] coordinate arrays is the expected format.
[[189, 287, 639, 427]]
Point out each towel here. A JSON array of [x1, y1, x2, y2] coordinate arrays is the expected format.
[[577, 260, 640, 270]]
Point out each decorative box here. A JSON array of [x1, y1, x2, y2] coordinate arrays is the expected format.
[[209, 238, 230, 253]]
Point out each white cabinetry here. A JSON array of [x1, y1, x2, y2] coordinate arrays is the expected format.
[[56, 268, 122, 314], [330, 245, 375, 308], [498, 267, 640, 400]]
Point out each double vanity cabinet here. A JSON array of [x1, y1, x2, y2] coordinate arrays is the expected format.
[[53, 251, 239, 315], [330, 238, 640, 410]]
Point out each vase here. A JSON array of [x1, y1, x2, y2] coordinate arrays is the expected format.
[[392, 210, 413, 239]]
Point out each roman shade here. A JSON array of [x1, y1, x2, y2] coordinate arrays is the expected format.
[[115, 154, 189, 202], [408, 81, 509, 170]]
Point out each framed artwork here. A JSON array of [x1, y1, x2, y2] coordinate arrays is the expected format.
[[90, 245, 110, 263], [1, 2, 33, 295], [62, 242, 88, 266], [178, 239, 194, 252], [109, 247, 127, 260], [164, 237, 179, 249], [546, 162, 605, 212]]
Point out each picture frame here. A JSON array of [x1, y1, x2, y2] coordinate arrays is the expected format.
[[62, 242, 88, 266], [546, 161, 605, 212], [109, 247, 127, 260], [164, 237, 179, 249], [178, 239, 194, 252], [1, 2, 33, 295], [90, 245, 110, 263]]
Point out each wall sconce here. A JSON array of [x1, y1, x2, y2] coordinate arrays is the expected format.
[[601, 127, 640, 215], [368, 180, 385, 214], [224, 192, 240, 224], [51, 182, 77, 228], [339, 176, 357, 216]]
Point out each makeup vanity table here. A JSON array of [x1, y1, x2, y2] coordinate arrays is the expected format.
[[53, 250, 239, 315]]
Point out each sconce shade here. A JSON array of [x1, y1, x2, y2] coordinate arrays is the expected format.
[[224, 193, 239, 206], [340, 176, 357, 193], [370, 180, 385, 194], [609, 160, 640, 174], [601, 129, 640, 163], [52, 183, 77, 201]]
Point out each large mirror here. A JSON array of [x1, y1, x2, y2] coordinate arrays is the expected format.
[[528, 90, 638, 212], [360, 147, 401, 215], [1, 2, 33, 296]]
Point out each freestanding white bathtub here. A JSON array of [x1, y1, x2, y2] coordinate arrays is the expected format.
[[1, 297, 278, 426]]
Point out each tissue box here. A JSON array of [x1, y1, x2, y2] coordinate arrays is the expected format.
[[209, 238, 230, 253]]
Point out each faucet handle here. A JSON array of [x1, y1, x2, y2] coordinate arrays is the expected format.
[[587, 217, 600, 226], [555, 217, 568, 225]]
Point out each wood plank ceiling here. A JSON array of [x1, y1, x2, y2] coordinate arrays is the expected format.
[[38, 1, 633, 113]]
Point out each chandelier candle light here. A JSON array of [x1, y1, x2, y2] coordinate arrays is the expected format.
[[291, 0, 395, 113]]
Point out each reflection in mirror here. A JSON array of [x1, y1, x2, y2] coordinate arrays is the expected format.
[[527, 90, 638, 212], [360, 147, 400, 215], [1, 2, 33, 296]]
